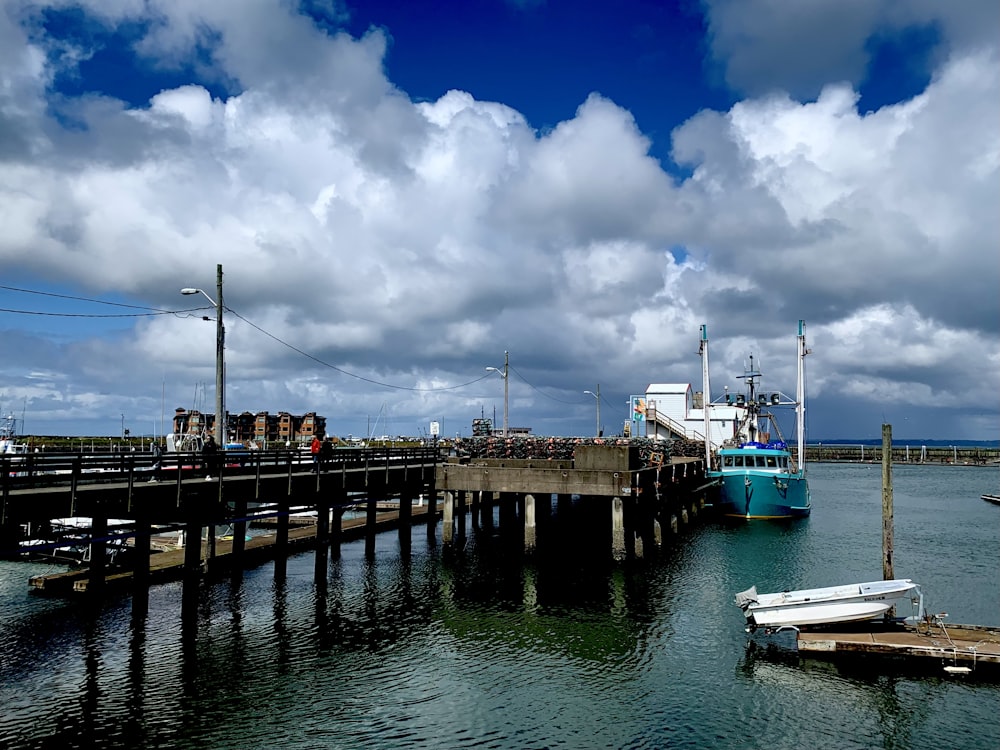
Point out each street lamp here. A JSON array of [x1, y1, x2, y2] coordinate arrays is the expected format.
[[181, 263, 225, 447], [584, 385, 601, 437], [485, 350, 509, 437]]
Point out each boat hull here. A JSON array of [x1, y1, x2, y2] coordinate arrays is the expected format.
[[738, 579, 921, 629], [711, 470, 811, 519]]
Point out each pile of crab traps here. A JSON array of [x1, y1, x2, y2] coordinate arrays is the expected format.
[[453, 435, 703, 468]]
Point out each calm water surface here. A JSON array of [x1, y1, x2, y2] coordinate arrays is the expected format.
[[1, 463, 998, 749]]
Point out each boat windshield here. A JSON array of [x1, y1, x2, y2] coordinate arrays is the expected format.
[[722, 453, 789, 471]]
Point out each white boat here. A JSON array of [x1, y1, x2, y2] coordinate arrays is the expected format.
[[735, 579, 924, 630]]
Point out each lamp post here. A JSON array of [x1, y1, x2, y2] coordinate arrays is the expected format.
[[584, 385, 601, 437], [485, 350, 509, 437], [181, 263, 225, 447]]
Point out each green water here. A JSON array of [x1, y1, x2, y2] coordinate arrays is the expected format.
[[1, 463, 998, 749]]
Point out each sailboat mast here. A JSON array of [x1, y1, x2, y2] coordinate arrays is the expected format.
[[797, 320, 808, 473], [700, 324, 711, 467]]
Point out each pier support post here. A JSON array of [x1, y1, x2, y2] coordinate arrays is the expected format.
[[442, 491, 455, 543], [315, 493, 330, 544], [183, 519, 203, 576], [524, 494, 537, 554], [670, 514, 678, 534], [653, 518, 662, 549], [364, 492, 378, 557], [611, 497, 626, 562], [426, 471, 438, 542], [480, 492, 495, 531], [330, 506, 343, 560], [231, 492, 247, 562], [276, 496, 290, 553], [456, 490, 467, 542], [398, 489, 413, 553], [132, 510, 151, 592], [88, 511, 108, 591]]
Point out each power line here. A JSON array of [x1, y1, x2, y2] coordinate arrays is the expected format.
[[224, 308, 493, 393], [0, 284, 208, 317], [1, 283, 594, 400]]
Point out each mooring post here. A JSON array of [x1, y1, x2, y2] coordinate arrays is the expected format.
[[882, 423, 894, 582]]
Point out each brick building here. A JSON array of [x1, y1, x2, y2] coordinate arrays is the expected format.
[[172, 409, 326, 447]]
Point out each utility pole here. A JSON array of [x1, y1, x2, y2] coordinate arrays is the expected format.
[[215, 263, 225, 447], [503, 350, 509, 437]]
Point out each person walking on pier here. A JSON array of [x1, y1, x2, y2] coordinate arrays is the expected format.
[[203, 434, 218, 479], [148, 441, 163, 482], [320, 435, 334, 471], [310, 435, 322, 473]]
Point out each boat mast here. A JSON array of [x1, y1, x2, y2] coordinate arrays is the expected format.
[[796, 320, 809, 473], [699, 325, 712, 467]]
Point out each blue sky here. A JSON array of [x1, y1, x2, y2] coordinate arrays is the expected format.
[[0, 0, 997, 441]]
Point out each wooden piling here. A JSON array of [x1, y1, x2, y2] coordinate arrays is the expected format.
[[882, 424, 894, 582]]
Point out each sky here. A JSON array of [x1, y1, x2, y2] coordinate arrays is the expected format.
[[0, 0, 997, 442]]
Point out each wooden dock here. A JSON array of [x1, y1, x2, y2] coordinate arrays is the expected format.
[[794, 622, 1000, 674], [29, 504, 431, 595]]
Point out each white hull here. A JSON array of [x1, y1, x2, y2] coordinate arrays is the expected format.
[[736, 579, 922, 629]]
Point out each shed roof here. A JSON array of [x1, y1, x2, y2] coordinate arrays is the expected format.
[[645, 383, 692, 394]]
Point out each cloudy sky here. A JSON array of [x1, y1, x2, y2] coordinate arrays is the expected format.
[[1, 0, 997, 442]]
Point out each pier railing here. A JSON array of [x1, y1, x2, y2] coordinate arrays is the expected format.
[[1, 446, 443, 491], [799, 444, 998, 465]]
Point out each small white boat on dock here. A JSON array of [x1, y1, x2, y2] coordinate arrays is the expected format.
[[735, 579, 924, 630]]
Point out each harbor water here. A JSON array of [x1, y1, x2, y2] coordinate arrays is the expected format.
[[2, 463, 998, 749]]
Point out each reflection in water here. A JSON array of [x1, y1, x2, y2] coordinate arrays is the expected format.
[[272, 568, 290, 675], [79, 610, 101, 749], [125, 601, 147, 747]]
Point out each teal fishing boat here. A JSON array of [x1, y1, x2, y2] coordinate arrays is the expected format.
[[700, 321, 811, 519]]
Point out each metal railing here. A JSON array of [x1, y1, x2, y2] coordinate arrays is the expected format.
[[1, 446, 443, 492]]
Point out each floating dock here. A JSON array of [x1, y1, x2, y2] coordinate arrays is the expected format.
[[29, 504, 429, 595], [773, 621, 1000, 675]]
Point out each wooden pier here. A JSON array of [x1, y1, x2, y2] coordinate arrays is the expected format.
[[438, 444, 707, 561]]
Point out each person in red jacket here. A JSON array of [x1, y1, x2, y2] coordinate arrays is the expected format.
[[310, 435, 322, 473]]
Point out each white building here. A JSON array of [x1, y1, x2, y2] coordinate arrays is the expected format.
[[636, 383, 743, 448]]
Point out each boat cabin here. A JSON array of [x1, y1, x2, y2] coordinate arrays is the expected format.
[[719, 447, 790, 473]]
